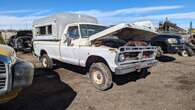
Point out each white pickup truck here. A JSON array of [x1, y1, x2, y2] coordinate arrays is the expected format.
[[33, 13, 158, 90]]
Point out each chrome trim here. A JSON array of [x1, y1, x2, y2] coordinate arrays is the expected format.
[[116, 46, 157, 65], [115, 59, 158, 75], [0, 61, 9, 95]]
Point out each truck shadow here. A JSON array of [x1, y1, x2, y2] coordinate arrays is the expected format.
[[53, 60, 87, 75], [0, 69, 77, 110], [54, 60, 151, 86], [113, 71, 151, 85], [157, 55, 176, 62]]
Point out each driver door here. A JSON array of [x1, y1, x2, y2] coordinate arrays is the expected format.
[[60, 24, 80, 65]]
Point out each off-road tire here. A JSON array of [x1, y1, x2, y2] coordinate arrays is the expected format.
[[40, 54, 53, 69], [186, 47, 194, 56], [178, 50, 189, 57], [89, 62, 113, 91]]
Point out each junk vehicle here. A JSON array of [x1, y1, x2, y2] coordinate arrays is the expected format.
[[8, 30, 33, 52], [33, 13, 158, 90], [180, 34, 195, 56], [0, 44, 34, 103], [150, 34, 186, 57]]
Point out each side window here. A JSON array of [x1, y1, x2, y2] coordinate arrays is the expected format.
[[47, 25, 52, 35], [67, 26, 79, 39], [40, 26, 46, 35], [35, 25, 52, 36]]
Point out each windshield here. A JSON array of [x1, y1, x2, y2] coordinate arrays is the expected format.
[[80, 24, 108, 38]]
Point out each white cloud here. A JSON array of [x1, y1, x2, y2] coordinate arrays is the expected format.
[[0, 15, 41, 24], [0, 5, 193, 30], [0, 9, 52, 15], [29, 9, 52, 16], [74, 5, 183, 17], [0, 15, 44, 30], [137, 12, 195, 20], [0, 10, 35, 14], [72, 6, 195, 27], [0, 9, 51, 30]]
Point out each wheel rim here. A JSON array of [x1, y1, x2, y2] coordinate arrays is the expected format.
[[92, 70, 104, 85], [182, 50, 188, 57], [42, 57, 47, 68]]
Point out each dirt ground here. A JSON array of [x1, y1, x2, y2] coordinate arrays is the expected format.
[[0, 53, 195, 110]]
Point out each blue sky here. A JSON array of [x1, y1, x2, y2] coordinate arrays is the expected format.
[[0, 0, 195, 29]]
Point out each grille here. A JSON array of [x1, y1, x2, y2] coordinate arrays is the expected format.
[[0, 61, 7, 89], [142, 51, 154, 59], [118, 46, 157, 65]]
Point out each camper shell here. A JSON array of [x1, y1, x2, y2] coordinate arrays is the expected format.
[[33, 13, 97, 40]]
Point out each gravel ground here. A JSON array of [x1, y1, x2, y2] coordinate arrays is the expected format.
[[0, 53, 195, 110]]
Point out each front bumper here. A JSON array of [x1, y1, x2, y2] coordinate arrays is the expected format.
[[0, 89, 21, 103], [115, 59, 157, 75]]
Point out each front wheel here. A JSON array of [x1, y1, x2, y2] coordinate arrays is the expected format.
[[89, 63, 113, 91], [40, 54, 53, 69], [178, 50, 189, 57]]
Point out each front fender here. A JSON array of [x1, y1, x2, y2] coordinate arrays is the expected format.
[[86, 49, 118, 72]]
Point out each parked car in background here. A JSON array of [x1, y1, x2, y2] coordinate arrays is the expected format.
[[33, 13, 157, 90], [150, 34, 185, 57], [8, 30, 33, 52], [181, 34, 195, 56], [0, 44, 34, 103]]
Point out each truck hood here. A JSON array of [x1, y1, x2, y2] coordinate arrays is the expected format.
[[89, 23, 158, 42], [0, 44, 16, 63]]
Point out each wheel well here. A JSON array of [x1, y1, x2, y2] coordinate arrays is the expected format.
[[155, 41, 167, 52], [86, 56, 109, 70], [40, 50, 47, 57]]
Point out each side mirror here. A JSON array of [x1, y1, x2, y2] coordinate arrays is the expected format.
[[66, 33, 70, 38], [64, 33, 71, 44], [66, 37, 72, 46]]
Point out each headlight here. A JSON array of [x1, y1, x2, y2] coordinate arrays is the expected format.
[[167, 38, 177, 44], [10, 49, 16, 64], [13, 61, 34, 88], [119, 54, 125, 62]]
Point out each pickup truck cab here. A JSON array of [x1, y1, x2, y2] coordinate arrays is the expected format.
[[0, 44, 34, 103], [33, 13, 157, 90]]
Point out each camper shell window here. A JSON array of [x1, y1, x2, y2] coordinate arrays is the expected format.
[[36, 25, 53, 36], [48, 25, 52, 35], [40, 26, 46, 35]]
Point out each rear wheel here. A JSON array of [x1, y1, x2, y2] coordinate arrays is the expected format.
[[89, 63, 113, 91], [40, 54, 53, 69], [179, 45, 194, 57], [179, 50, 189, 57]]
